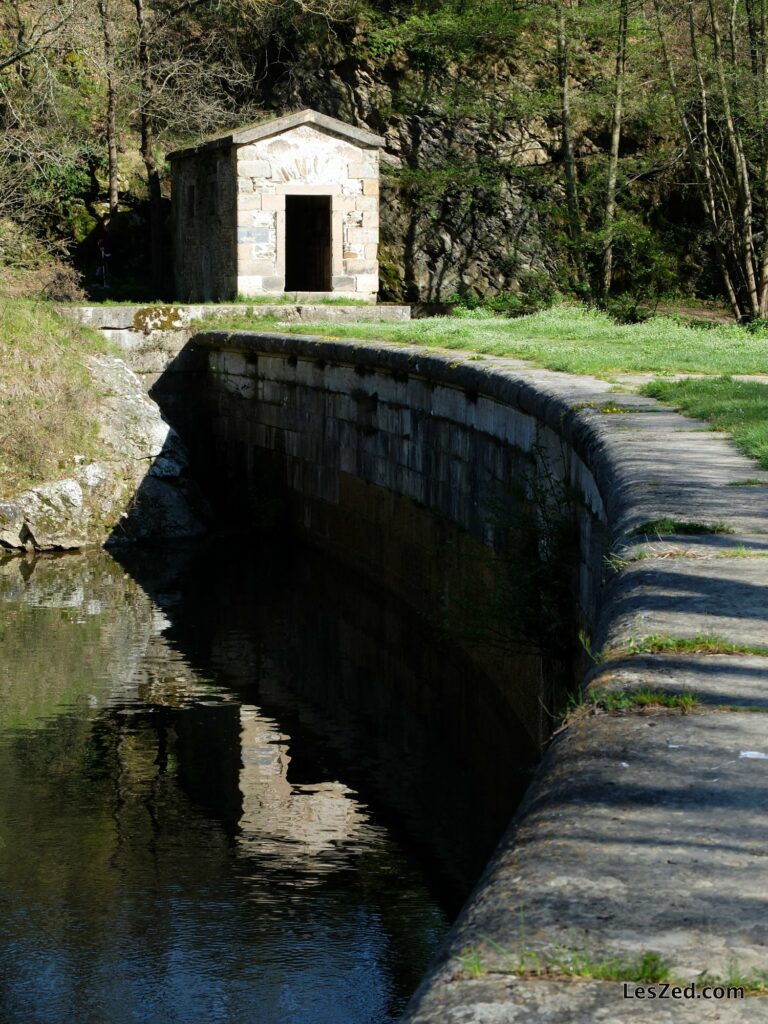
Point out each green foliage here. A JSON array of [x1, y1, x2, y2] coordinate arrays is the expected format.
[[613, 634, 768, 658], [359, 0, 528, 70], [449, 272, 559, 318], [629, 519, 733, 537], [463, 934, 673, 983], [589, 688, 698, 713], [459, 946, 487, 978], [394, 159, 507, 218], [698, 967, 768, 996]]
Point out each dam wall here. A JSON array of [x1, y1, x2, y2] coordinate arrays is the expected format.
[[186, 331, 616, 752], [169, 330, 768, 1020]]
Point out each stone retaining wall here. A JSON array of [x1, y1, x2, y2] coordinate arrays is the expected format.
[[189, 331, 768, 1021]]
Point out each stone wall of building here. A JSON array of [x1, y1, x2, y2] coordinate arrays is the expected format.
[[172, 150, 237, 302], [235, 124, 379, 299]]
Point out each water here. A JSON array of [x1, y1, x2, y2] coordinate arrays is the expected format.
[[0, 544, 535, 1024]]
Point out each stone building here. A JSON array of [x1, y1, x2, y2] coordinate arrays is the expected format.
[[167, 109, 383, 302]]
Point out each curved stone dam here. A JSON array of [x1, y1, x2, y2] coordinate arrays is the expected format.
[[181, 333, 609, 748], [177, 330, 768, 1022], [4, 323, 768, 1023]]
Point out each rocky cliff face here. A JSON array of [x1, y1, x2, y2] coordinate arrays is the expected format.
[[267, 62, 558, 303], [0, 355, 209, 552]]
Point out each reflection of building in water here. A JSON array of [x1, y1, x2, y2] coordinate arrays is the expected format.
[[238, 705, 369, 861]]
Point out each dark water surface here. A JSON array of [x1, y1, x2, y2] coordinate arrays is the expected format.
[[0, 544, 534, 1024]]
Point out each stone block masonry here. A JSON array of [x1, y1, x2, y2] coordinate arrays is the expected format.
[[234, 127, 381, 299], [168, 110, 385, 302], [58, 302, 410, 390], [189, 329, 768, 1023]]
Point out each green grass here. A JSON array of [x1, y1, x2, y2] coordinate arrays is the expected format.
[[0, 299, 108, 493], [699, 967, 768, 996], [642, 377, 768, 470], [463, 939, 768, 994], [460, 942, 672, 983], [207, 303, 768, 376], [629, 518, 734, 536], [614, 633, 768, 657], [718, 546, 768, 558], [589, 688, 698, 712]]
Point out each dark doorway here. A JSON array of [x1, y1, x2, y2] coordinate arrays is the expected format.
[[285, 195, 332, 291]]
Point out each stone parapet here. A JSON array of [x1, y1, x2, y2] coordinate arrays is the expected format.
[[59, 303, 410, 333]]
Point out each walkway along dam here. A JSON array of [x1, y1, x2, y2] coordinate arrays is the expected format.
[[89, 314, 768, 1021]]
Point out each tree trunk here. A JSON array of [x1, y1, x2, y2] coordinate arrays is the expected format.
[[654, 0, 740, 317], [555, 0, 586, 288], [133, 0, 163, 290], [754, 0, 768, 314], [97, 0, 119, 214], [708, 0, 760, 316], [600, 0, 628, 302]]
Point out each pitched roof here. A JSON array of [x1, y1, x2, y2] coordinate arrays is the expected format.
[[167, 108, 384, 161]]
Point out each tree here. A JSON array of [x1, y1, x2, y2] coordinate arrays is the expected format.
[[651, 0, 768, 319], [97, 0, 120, 214], [600, 0, 629, 300], [555, 0, 587, 289], [0, 0, 78, 73], [0, 0, 100, 234]]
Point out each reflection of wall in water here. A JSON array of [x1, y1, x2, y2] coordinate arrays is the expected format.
[[262, 553, 538, 897], [146, 545, 538, 900], [238, 705, 369, 861]]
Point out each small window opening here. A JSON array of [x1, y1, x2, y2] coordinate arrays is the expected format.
[[285, 195, 332, 291]]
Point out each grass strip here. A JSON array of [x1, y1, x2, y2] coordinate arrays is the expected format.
[[611, 634, 768, 657], [461, 943, 768, 994], [461, 944, 672, 983], [588, 688, 698, 712], [642, 376, 768, 470], [203, 303, 768, 377], [629, 518, 733, 536]]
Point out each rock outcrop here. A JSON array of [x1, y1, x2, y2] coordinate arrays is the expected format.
[[0, 354, 209, 551], [267, 62, 558, 302]]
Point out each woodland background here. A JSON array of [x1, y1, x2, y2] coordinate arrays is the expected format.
[[2, 0, 768, 320]]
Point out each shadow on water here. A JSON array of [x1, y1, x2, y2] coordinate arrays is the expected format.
[[0, 541, 538, 1024], [114, 539, 539, 903]]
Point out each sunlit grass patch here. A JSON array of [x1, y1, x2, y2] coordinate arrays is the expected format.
[[642, 376, 768, 470], [209, 303, 768, 377], [459, 941, 673, 983], [614, 634, 768, 657], [589, 688, 698, 713]]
